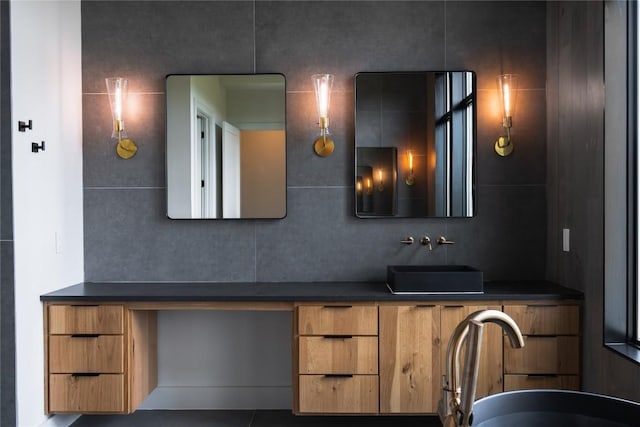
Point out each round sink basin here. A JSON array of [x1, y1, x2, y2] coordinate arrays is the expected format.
[[472, 389, 640, 427]]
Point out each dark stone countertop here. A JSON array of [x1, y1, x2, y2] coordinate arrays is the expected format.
[[40, 280, 583, 302]]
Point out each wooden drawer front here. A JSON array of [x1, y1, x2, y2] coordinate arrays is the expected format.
[[298, 305, 377, 336], [299, 336, 378, 375], [298, 375, 378, 413], [49, 335, 124, 373], [49, 374, 125, 413], [504, 336, 579, 375], [49, 305, 124, 335], [504, 305, 579, 336], [504, 374, 580, 392], [379, 305, 441, 414]]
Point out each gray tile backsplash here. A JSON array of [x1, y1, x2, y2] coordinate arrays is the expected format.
[[83, 0, 547, 283]]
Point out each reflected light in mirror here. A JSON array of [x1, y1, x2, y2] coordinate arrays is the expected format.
[[378, 168, 384, 191]]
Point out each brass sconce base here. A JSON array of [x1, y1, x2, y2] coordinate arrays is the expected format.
[[405, 175, 415, 186], [494, 136, 513, 157], [314, 136, 334, 157], [117, 138, 138, 159]]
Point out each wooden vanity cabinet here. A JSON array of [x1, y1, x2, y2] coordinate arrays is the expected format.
[[44, 296, 581, 416], [296, 304, 379, 414], [44, 303, 157, 414], [503, 304, 581, 391]]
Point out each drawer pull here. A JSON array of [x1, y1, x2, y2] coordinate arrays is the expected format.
[[322, 305, 353, 309], [323, 374, 353, 378], [70, 334, 100, 338], [69, 304, 99, 307], [527, 374, 559, 378], [416, 304, 436, 308], [443, 305, 464, 308], [324, 335, 352, 339], [526, 304, 558, 308], [71, 373, 100, 377]]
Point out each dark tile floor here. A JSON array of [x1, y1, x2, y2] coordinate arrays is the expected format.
[[71, 410, 443, 426]]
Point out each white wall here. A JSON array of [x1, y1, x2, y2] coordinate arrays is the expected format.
[[140, 311, 292, 409], [11, 1, 84, 426]]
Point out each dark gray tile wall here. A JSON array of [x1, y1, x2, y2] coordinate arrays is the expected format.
[[546, 1, 640, 403], [82, 1, 547, 283], [0, 0, 16, 424]]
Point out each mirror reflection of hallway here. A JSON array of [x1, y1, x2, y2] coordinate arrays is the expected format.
[[167, 74, 286, 219]]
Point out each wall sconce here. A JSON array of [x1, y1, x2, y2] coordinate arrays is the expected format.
[[312, 74, 334, 157], [495, 74, 519, 157], [365, 177, 373, 195], [377, 168, 385, 192], [405, 150, 415, 185], [106, 77, 137, 159]]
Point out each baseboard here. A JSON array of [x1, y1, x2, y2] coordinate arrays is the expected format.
[[38, 414, 80, 427], [138, 386, 292, 410]]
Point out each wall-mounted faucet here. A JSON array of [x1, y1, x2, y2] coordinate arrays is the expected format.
[[420, 236, 432, 251], [438, 310, 525, 427], [437, 236, 455, 245], [400, 236, 414, 245]]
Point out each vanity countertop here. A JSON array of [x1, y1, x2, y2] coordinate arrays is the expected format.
[[40, 280, 583, 302]]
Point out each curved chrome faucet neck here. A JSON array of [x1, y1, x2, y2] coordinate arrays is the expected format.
[[439, 310, 525, 427]]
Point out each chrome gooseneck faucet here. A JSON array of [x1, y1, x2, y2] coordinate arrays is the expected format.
[[438, 310, 525, 427]]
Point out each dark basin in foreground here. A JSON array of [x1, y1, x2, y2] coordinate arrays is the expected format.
[[473, 390, 640, 427], [387, 265, 483, 294]]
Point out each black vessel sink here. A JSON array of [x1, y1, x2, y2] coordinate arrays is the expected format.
[[473, 390, 640, 427], [387, 265, 483, 294]]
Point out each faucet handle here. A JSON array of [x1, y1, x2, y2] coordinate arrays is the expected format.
[[400, 236, 414, 245], [437, 236, 455, 245], [420, 236, 432, 251]]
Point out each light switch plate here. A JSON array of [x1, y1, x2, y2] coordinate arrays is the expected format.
[[562, 228, 570, 252]]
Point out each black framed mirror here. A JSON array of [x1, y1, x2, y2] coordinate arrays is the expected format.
[[166, 74, 286, 219], [355, 71, 476, 218]]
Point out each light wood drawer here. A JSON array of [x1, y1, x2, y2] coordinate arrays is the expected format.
[[298, 374, 378, 413], [503, 304, 579, 335], [49, 335, 124, 373], [49, 373, 125, 413], [299, 336, 378, 375], [298, 305, 377, 336], [504, 374, 580, 391], [504, 336, 580, 375], [49, 305, 124, 335]]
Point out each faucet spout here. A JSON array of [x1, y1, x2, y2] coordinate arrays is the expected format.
[[438, 310, 524, 427]]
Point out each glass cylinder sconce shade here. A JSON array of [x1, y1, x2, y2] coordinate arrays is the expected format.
[[106, 77, 128, 138], [312, 73, 335, 157], [405, 150, 415, 185], [105, 77, 137, 159], [495, 74, 518, 156]]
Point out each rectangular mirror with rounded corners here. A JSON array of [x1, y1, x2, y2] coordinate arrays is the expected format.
[[355, 71, 476, 218], [166, 74, 286, 219]]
